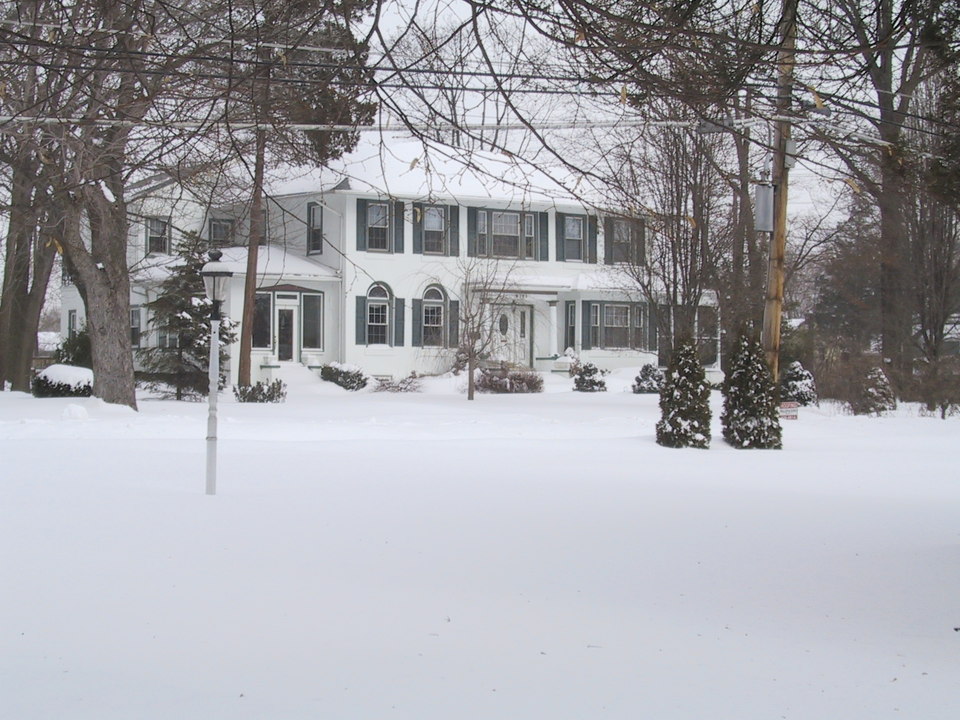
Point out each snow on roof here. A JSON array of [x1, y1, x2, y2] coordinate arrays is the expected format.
[[216, 245, 339, 282], [265, 134, 596, 210]]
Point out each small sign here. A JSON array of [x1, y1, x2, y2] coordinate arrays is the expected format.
[[779, 401, 799, 420]]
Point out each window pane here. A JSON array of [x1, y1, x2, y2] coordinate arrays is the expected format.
[[302, 294, 323, 349], [368, 203, 388, 250], [603, 305, 630, 348], [492, 212, 520, 257], [367, 302, 388, 344], [147, 218, 168, 253], [423, 304, 444, 346], [369, 284, 389, 299], [424, 206, 444, 231], [308, 205, 323, 252], [252, 294, 271, 348], [565, 216, 583, 240], [565, 237, 582, 260]]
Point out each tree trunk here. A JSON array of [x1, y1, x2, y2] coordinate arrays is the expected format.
[[237, 127, 267, 388], [467, 356, 476, 400], [60, 192, 138, 409]]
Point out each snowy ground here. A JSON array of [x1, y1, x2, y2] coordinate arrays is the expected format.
[[2, 370, 958, 719]]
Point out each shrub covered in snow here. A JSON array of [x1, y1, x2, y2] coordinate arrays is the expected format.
[[233, 379, 287, 403], [721, 335, 782, 449], [780, 361, 818, 406], [31, 364, 93, 398], [475, 367, 544, 394], [320, 363, 369, 391], [656, 340, 711, 449], [849, 367, 897, 415], [572, 362, 608, 392], [54, 329, 92, 369], [632, 364, 665, 394], [374, 374, 423, 393]]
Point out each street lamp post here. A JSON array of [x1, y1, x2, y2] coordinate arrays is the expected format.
[[201, 250, 233, 496]]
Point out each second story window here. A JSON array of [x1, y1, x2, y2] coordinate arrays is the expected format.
[[610, 218, 645, 265], [423, 206, 445, 254], [564, 216, 584, 261], [367, 203, 389, 251], [307, 203, 324, 254], [208, 219, 233, 247], [146, 217, 170, 254]]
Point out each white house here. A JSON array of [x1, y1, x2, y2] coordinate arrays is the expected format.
[[61, 137, 721, 384]]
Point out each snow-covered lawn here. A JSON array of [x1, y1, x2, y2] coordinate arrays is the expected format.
[[2, 372, 958, 719]]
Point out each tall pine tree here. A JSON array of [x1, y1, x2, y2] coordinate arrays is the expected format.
[[137, 236, 235, 400], [656, 339, 712, 449], [721, 335, 782, 449]]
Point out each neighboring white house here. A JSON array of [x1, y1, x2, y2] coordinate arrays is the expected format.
[[61, 137, 721, 384]]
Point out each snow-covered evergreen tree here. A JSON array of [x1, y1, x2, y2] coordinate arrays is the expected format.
[[780, 361, 818, 406], [850, 367, 897, 415], [137, 237, 235, 400], [656, 340, 711, 448], [573, 362, 607, 392], [721, 335, 782, 449], [632, 363, 665, 394]]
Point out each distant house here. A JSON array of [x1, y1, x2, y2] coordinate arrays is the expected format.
[[60, 137, 721, 384]]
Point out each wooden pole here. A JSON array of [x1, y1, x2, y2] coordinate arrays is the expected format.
[[761, 0, 798, 382]]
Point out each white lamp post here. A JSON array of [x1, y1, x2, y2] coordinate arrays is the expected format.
[[201, 249, 232, 496]]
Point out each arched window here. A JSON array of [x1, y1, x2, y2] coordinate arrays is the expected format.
[[367, 283, 391, 345], [422, 287, 445, 347]]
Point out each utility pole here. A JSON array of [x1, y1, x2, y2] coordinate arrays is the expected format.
[[761, 0, 798, 382]]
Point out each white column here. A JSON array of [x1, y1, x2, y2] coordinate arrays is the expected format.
[[548, 301, 558, 357]]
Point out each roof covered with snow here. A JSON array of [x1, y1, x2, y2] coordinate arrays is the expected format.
[[264, 134, 596, 210]]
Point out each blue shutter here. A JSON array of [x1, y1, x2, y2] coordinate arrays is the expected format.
[[581, 300, 592, 350], [394, 297, 405, 346], [448, 205, 460, 256], [393, 201, 404, 253], [467, 207, 477, 256], [603, 217, 614, 265], [412, 298, 423, 347], [538, 212, 549, 261], [355, 296, 367, 345], [556, 212, 566, 261], [588, 216, 598, 264], [356, 199, 368, 251], [447, 300, 459, 348], [413, 203, 423, 254]]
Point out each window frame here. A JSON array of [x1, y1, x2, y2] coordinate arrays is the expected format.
[[602, 303, 630, 348], [307, 203, 324, 254], [611, 217, 645, 265], [564, 216, 585, 262], [366, 202, 390, 252], [422, 205, 446, 255], [301, 292, 324, 350], [476, 209, 539, 260], [208, 218, 233, 247], [252, 292, 272, 349], [422, 287, 446, 347], [366, 284, 391, 345], [146, 217, 170, 255], [130, 307, 142, 348]]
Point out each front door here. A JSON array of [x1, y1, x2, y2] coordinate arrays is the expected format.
[[491, 304, 532, 367], [277, 308, 295, 361]]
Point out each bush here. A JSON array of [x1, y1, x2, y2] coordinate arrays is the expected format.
[[233, 379, 287, 403], [780, 361, 818, 406], [849, 367, 896, 415], [320, 363, 369, 391], [632, 364, 665, 394], [656, 340, 711, 449], [31, 364, 93, 398], [54, 329, 92, 369], [572, 362, 608, 392], [721, 335, 782, 449], [374, 374, 423, 393], [475, 367, 544, 393]]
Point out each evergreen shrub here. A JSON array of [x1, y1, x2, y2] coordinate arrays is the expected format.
[[475, 367, 544, 393], [32, 371, 93, 398], [572, 362, 608, 392], [656, 340, 711, 448], [721, 335, 782, 449], [849, 367, 896, 415], [54, 329, 92, 369], [320, 363, 369, 391], [233, 379, 287, 403], [780, 361, 818, 406], [632, 363, 665, 394]]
